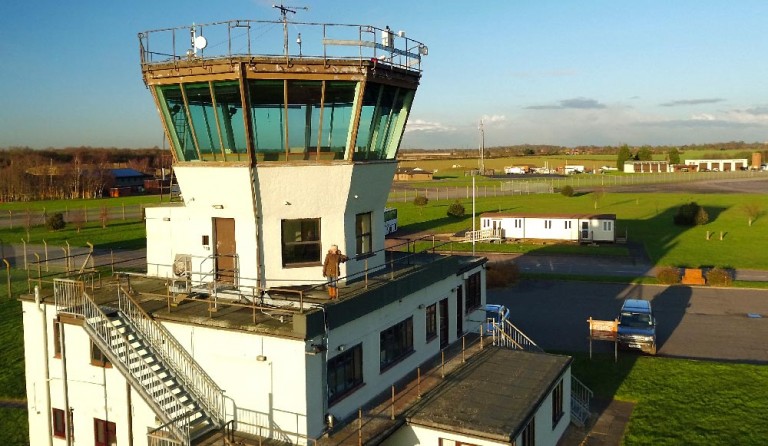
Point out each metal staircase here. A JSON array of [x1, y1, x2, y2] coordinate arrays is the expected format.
[[485, 318, 593, 427], [53, 279, 227, 445]]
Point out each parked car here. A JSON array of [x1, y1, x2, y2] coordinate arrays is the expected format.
[[617, 299, 657, 355], [483, 304, 509, 334]]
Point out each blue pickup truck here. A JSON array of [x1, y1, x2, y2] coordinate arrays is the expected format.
[[617, 299, 657, 355]]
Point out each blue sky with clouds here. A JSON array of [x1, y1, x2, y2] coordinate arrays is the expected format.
[[2, 0, 768, 149]]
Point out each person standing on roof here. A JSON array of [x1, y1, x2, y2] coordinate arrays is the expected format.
[[322, 244, 348, 299]]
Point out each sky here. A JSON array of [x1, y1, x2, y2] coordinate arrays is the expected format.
[[3, 0, 768, 150]]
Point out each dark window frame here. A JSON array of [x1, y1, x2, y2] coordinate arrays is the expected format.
[[425, 303, 437, 342], [90, 341, 112, 368], [464, 272, 481, 314], [552, 379, 564, 427], [94, 418, 116, 446], [521, 416, 536, 446], [380, 317, 414, 372], [52, 408, 66, 438], [355, 212, 373, 256], [327, 343, 364, 406], [53, 319, 62, 358], [280, 218, 322, 267]]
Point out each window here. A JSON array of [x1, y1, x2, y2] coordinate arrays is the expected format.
[[281, 218, 321, 266], [464, 272, 481, 313], [603, 221, 613, 231], [53, 320, 62, 358], [94, 418, 116, 446], [515, 218, 522, 228], [565, 220, 572, 229], [52, 408, 66, 438], [380, 317, 413, 371], [90, 341, 111, 368], [327, 344, 363, 405], [355, 212, 372, 255], [521, 417, 535, 446], [425, 303, 437, 342], [552, 379, 564, 427], [544, 220, 552, 229]]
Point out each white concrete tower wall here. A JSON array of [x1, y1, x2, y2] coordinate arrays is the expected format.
[[146, 162, 396, 289]]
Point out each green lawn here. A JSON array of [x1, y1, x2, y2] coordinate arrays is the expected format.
[[571, 353, 768, 445], [390, 191, 768, 269], [0, 194, 168, 212], [0, 219, 146, 250]]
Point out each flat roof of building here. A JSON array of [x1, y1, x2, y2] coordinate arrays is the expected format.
[[481, 212, 616, 220], [404, 347, 572, 443]]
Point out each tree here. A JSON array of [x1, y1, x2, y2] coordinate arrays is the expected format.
[[71, 210, 85, 233], [636, 146, 653, 161], [616, 144, 632, 170], [668, 147, 681, 165], [560, 185, 574, 197], [592, 188, 605, 209], [413, 195, 429, 216], [46, 213, 66, 231], [447, 200, 465, 218], [674, 202, 708, 226], [742, 202, 763, 227]]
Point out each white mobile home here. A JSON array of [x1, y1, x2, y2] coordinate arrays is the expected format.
[[480, 213, 616, 243]]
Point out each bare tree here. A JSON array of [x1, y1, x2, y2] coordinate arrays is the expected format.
[[71, 210, 85, 233], [99, 206, 108, 229], [742, 202, 763, 227], [593, 188, 606, 210]]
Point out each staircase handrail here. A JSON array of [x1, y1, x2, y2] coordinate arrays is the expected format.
[[78, 290, 191, 442], [496, 319, 543, 353], [147, 411, 195, 446], [571, 375, 593, 407], [118, 285, 227, 425]]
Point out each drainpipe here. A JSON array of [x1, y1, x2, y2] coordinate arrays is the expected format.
[[59, 314, 71, 446], [36, 287, 54, 446]]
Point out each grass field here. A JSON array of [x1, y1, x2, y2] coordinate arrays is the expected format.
[[571, 353, 768, 445], [390, 191, 768, 269]]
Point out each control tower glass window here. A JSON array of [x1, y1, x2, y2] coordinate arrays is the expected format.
[[157, 85, 197, 161], [249, 80, 286, 160], [355, 85, 415, 160], [157, 81, 248, 162]]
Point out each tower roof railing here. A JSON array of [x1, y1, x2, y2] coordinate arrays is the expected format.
[[139, 19, 427, 72]]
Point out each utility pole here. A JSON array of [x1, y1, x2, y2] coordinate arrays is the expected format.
[[273, 3, 308, 57], [478, 119, 485, 175]]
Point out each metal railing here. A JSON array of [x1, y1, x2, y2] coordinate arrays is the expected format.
[[489, 318, 544, 353], [53, 278, 85, 311], [464, 227, 503, 243], [147, 412, 196, 446], [571, 375, 593, 427], [56, 281, 193, 442], [118, 285, 227, 426], [139, 20, 427, 73]]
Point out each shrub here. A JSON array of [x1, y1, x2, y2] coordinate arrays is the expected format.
[[674, 202, 708, 226], [447, 200, 465, 218], [486, 260, 520, 288], [706, 267, 733, 287], [413, 195, 429, 207], [45, 212, 65, 231], [560, 185, 574, 197], [656, 266, 680, 284]]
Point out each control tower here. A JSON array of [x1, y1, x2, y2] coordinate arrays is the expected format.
[[139, 18, 428, 291]]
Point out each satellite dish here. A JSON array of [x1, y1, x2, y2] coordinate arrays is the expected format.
[[194, 35, 208, 50]]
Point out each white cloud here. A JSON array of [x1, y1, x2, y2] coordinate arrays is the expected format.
[[404, 119, 454, 133]]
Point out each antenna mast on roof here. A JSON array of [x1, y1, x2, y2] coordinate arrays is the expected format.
[[273, 3, 308, 56]]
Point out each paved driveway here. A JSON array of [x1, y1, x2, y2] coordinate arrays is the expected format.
[[488, 280, 768, 363]]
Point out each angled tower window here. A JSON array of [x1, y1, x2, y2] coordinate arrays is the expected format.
[[320, 82, 356, 160], [248, 80, 286, 159], [184, 82, 221, 160], [157, 84, 198, 161], [212, 81, 247, 160], [355, 84, 415, 160], [286, 80, 323, 160]]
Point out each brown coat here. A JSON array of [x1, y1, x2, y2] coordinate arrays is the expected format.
[[322, 252, 348, 278]]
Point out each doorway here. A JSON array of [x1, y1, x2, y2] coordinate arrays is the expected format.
[[455, 286, 463, 337], [214, 218, 236, 284], [439, 298, 449, 348]]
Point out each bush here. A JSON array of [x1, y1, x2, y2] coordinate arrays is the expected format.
[[656, 266, 680, 284], [413, 195, 429, 207], [560, 185, 574, 197], [45, 212, 66, 231], [486, 260, 520, 288], [447, 200, 465, 218], [674, 202, 708, 226], [706, 267, 733, 287]]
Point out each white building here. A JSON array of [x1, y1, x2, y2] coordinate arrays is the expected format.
[[20, 18, 587, 446], [623, 160, 670, 173], [684, 159, 748, 171], [480, 213, 616, 243]]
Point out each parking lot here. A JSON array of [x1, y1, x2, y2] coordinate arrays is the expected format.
[[488, 280, 768, 363]]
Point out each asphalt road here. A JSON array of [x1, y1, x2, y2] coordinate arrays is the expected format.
[[488, 280, 768, 363]]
